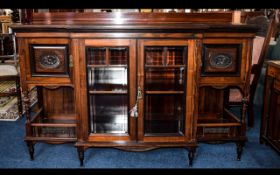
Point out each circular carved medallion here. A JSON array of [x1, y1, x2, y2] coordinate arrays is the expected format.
[[210, 54, 232, 68], [39, 54, 60, 69]]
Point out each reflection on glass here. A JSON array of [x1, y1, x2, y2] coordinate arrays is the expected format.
[[89, 94, 128, 133], [166, 47, 186, 65], [145, 47, 164, 65], [88, 67, 127, 92], [145, 94, 185, 134], [86, 45, 129, 134], [109, 47, 128, 65], [87, 47, 106, 65], [145, 67, 185, 91], [145, 46, 187, 66]]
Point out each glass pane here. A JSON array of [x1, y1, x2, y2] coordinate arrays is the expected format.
[[166, 47, 186, 65], [145, 47, 164, 65], [87, 47, 106, 65], [145, 46, 187, 66], [145, 94, 185, 134], [145, 67, 185, 91], [89, 94, 128, 133], [109, 47, 128, 65], [88, 67, 127, 92]]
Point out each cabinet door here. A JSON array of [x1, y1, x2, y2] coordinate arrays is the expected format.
[[137, 40, 196, 143], [85, 39, 136, 142], [200, 39, 250, 85], [22, 38, 72, 84]]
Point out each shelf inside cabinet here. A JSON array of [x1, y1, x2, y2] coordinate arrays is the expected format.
[[30, 107, 77, 126], [145, 91, 184, 94], [197, 109, 241, 127], [145, 119, 184, 134], [91, 114, 128, 134], [89, 90, 127, 94], [87, 65, 127, 68], [145, 67, 185, 91], [87, 67, 127, 92], [145, 65, 185, 68], [30, 114, 77, 139]]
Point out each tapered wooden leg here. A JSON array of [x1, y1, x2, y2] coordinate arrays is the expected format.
[[236, 141, 245, 161], [26, 141, 34, 160], [187, 147, 196, 166], [77, 147, 85, 166], [260, 136, 265, 144]]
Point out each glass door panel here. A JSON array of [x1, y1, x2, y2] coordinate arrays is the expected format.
[[88, 67, 127, 92], [145, 46, 186, 66], [145, 94, 185, 134], [144, 45, 187, 135], [166, 47, 186, 65], [145, 47, 164, 65], [86, 45, 130, 135], [109, 47, 128, 65], [138, 40, 189, 140], [87, 47, 106, 65], [89, 94, 128, 133], [145, 67, 185, 91]]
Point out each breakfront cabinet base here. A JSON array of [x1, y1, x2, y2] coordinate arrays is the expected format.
[[12, 12, 257, 167], [76, 143, 197, 167]]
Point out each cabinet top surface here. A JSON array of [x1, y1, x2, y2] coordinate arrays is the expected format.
[[268, 60, 280, 68], [11, 12, 258, 33]]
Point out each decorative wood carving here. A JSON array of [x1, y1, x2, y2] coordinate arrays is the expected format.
[[30, 45, 69, 76], [202, 44, 241, 76]]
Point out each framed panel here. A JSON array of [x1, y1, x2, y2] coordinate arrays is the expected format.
[[201, 44, 242, 76], [29, 44, 69, 77]]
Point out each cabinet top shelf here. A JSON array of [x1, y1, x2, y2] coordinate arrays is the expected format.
[[10, 12, 259, 34]]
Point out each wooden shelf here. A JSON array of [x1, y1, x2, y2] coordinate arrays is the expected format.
[[145, 91, 184, 94], [0, 55, 15, 58], [197, 109, 242, 127], [87, 65, 127, 68], [145, 65, 185, 68], [25, 136, 76, 142], [89, 90, 127, 94]]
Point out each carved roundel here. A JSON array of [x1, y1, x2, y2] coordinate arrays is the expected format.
[[209, 54, 233, 69], [39, 54, 61, 69]]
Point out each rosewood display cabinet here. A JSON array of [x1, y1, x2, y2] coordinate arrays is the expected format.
[[260, 61, 280, 154], [11, 12, 257, 166]]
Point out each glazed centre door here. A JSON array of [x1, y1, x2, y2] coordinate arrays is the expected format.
[[85, 39, 136, 141], [85, 39, 195, 143], [138, 40, 194, 143]]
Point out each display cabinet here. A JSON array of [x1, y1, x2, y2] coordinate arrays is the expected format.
[[260, 61, 280, 154], [12, 12, 257, 166]]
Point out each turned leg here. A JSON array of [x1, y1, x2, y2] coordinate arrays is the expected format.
[[259, 136, 265, 144], [77, 147, 85, 166], [16, 77, 22, 116], [236, 141, 245, 161], [26, 141, 34, 160], [187, 147, 196, 167]]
